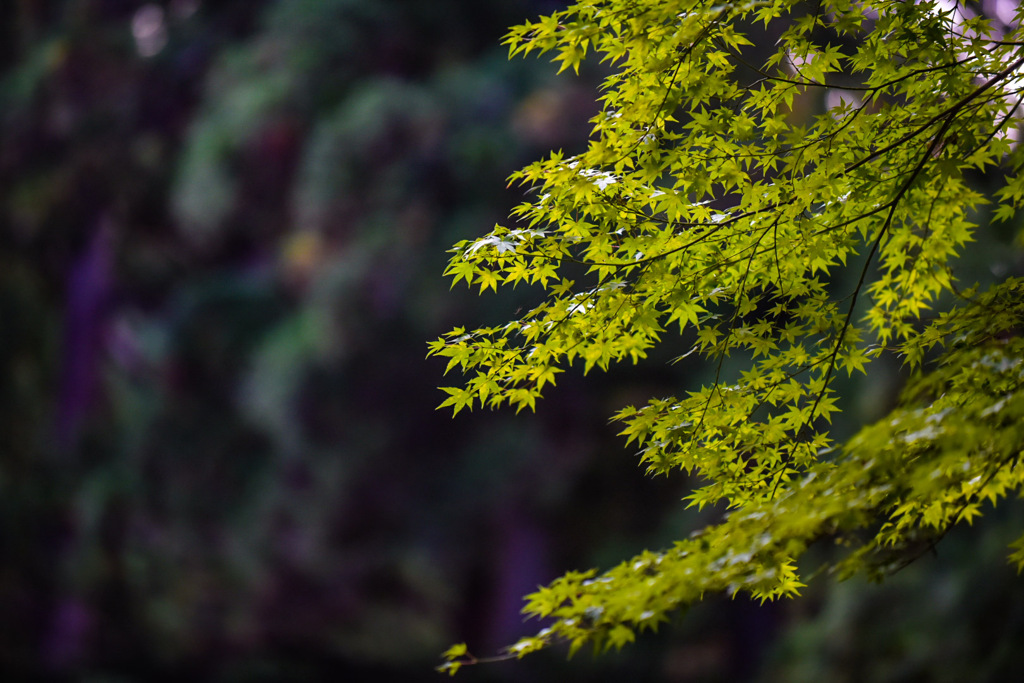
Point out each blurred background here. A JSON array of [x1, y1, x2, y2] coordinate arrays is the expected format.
[[3, 1, 1024, 681]]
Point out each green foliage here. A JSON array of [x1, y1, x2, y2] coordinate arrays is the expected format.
[[432, 0, 1024, 670]]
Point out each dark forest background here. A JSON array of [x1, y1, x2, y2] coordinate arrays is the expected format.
[[2, 1, 1024, 681]]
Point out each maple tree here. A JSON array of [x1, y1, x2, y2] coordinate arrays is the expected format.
[[429, 0, 1024, 673]]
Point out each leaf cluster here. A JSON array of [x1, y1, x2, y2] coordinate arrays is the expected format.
[[432, 0, 1024, 671]]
